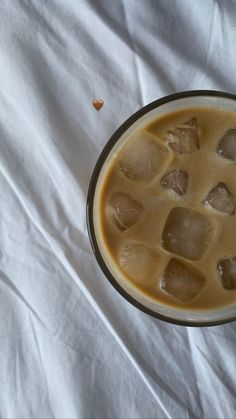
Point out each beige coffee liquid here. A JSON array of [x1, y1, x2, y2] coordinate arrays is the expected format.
[[96, 107, 236, 311]]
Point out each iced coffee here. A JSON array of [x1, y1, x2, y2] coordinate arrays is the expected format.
[[95, 107, 236, 310]]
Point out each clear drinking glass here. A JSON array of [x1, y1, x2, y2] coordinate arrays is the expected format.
[[87, 90, 236, 326]]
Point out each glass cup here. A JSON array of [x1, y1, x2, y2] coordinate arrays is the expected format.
[[87, 90, 236, 326]]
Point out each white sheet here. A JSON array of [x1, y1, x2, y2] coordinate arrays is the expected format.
[[0, 1, 236, 418]]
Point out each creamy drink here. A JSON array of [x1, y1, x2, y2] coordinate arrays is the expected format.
[[93, 106, 236, 312]]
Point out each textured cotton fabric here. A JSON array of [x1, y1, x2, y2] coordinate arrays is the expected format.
[[0, 1, 236, 418]]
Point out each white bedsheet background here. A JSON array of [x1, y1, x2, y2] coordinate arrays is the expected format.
[[0, 1, 236, 418]]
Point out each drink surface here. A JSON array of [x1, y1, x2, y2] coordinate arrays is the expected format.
[[96, 107, 236, 311]]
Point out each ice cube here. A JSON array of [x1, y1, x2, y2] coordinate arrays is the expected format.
[[217, 128, 236, 161], [204, 182, 234, 215], [107, 193, 143, 231], [162, 207, 212, 261], [161, 170, 188, 196], [217, 257, 236, 290], [161, 258, 205, 302], [165, 117, 199, 153], [119, 241, 157, 283], [118, 131, 168, 183]]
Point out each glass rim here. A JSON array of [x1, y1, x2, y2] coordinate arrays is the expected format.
[[86, 89, 236, 327]]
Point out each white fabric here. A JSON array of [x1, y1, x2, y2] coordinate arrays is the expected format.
[[0, 1, 236, 418]]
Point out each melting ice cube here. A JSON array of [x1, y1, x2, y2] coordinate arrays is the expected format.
[[165, 117, 199, 153], [161, 258, 205, 302], [161, 169, 188, 196], [217, 128, 236, 162], [118, 131, 168, 183], [204, 182, 234, 215], [162, 207, 212, 261], [119, 241, 157, 283], [217, 257, 236, 290], [107, 192, 143, 231]]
